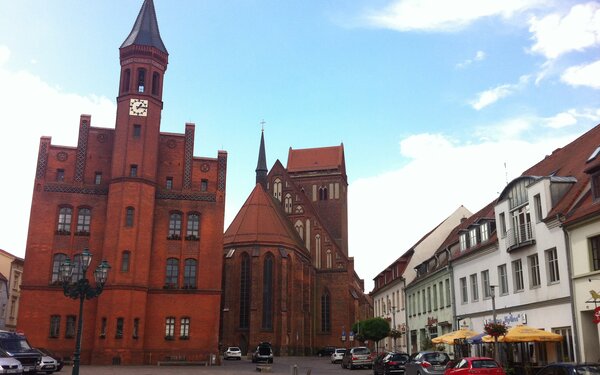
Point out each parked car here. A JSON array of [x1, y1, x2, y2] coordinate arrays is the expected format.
[[374, 351, 410, 375], [251, 342, 273, 364], [224, 346, 242, 360], [535, 362, 600, 375], [35, 349, 64, 372], [331, 348, 347, 364], [35, 348, 59, 374], [0, 348, 23, 374], [444, 357, 505, 375], [405, 351, 451, 375], [341, 346, 372, 370], [0, 331, 41, 374], [317, 346, 336, 357]]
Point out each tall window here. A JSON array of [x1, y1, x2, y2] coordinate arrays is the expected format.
[[284, 194, 292, 214], [319, 186, 328, 200], [133, 318, 139, 339], [66, 315, 76, 338], [95, 172, 102, 185], [433, 284, 438, 310], [326, 250, 332, 269], [498, 264, 509, 295], [459, 233, 467, 251], [512, 259, 524, 291], [125, 207, 134, 227], [470, 274, 479, 301], [166, 177, 173, 190], [445, 279, 451, 307], [130, 164, 137, 177], [137, 68, 146, 92], [546, 248, 560, 283], [273, 178, 282, 201], [591, 236, 600, 271], [116, 318, 124, 339], [469, 228, 478, 247], [183, 259, 197, 288], [460, 277, 467, 304], [51, 253, 67, 283], [57, 207, 72, 233], [262, 255, 274, 330], [321, 291, 331, 332], [528, 254, 541, 288], [165, 317, 175, 338], [239, 253, 251, 329], [427, 287, 431, 312], [56, 169, 65, 182], [101, 317, 107, 338], [165, 258, 179, 288], [49, 315, 60, 338], [186, 213, 199, 240], [168, 213, 182, 239], [499, 212, 507, 237], [200, 179, 208, 191], [71, 254, 84, 281], [315, 234, 321, 269], [438, 281, 444, 308], [295, 220, 304, 240], [480, 222, 489, 242], [180, 317, 190, 338], [421, 289, 426, 313], [534, 194, 543, 222], [77, 208, 91, 234], [482, 270, 491, 298], [121, 69, 130, 93], [511, 205, 532, 244], [121, 251, 130, 272], [133, 124, 141, 138], [152, 72, 160, 96]]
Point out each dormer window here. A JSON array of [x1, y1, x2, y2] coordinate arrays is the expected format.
[[469, 227, 478, 247], [480, 222, 489, 242], [459, 233, 468, 251], [592, 172, 600, 201]]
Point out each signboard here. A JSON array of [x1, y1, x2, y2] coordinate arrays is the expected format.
[[593, 307, 600, 325], [349, 331, 355, 342]]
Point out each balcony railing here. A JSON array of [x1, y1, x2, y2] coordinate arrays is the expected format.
[[506, 221, 535, 251]]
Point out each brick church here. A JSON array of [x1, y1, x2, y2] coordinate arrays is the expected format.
[[220, 131, 371, 355], [18, 0, 227, 365]]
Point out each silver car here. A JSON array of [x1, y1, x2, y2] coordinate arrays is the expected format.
[[405, 351, 450, 375], [341, 346, 372, 370], [35, 349, 58, 374], [330, 348, 346, 364], [0, 348, 22, 374]]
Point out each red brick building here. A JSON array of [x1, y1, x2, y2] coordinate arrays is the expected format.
[[18, 0, 227, 365], [220, 131, 371, 355]]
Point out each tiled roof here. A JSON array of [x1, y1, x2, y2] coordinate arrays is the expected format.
[[224, 184, 306, 251], [287, 145, 345, 173]]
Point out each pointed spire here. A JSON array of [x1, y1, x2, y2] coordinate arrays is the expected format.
[[121, 0, 168, 53], [256, 127, 268, 189]]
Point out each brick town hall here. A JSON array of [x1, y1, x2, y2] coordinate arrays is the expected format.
[[17, 0, 371, 365]]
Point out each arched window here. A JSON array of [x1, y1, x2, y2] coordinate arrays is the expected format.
[[165, 258, 179, 288], [321, 291, 331, 332], [152, 72, 160, 95], [125, 207, 134, 227], [295, 220, 304, 240], [239, 253, 251, 329], [326, 250, 332, 269], [183, 258, 197, 288], [121, 69, 130, 93], [137, 68, 146, 92], [168, 212, 182, 239], [319, 186, 328, 200], [315, 234, 321, 268], [51, 253, 67, 283], [186, 213, 200, 240], [77, 208, 91, 234], [262, 254, 274, 330], [72, 253, 84, 281], [121, 251, 131, 272], [57, 207, 72, 234], [284, 194, 292, 214], [273, 178, 282, 202]]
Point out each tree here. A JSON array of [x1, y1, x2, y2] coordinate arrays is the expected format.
[[353, 318, 390, 352]]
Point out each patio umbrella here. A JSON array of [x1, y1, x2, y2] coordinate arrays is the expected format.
[[482, 325, 563, 343], [432, 328, 478, 344]]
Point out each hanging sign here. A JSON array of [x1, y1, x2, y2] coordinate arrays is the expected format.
[[593, 307, 600, 324]]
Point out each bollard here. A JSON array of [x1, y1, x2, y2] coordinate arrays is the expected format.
[[290, 364, 298, 375]]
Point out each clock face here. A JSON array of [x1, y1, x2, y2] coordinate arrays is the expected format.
[[129, 98, 148, 116]]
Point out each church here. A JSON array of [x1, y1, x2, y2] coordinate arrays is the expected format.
[[220, 131, 371, 355]]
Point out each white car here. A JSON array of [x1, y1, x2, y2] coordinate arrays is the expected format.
[[330, 348, 346, 364], [35, 349, 58, 374], [0, 348, 23, 374], [224, 346, 242, 360]]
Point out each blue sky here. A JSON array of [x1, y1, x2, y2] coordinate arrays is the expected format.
[[0, 0, 598, 291]]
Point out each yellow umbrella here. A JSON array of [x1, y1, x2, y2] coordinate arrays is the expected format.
[[432, 328, 478, 344], [482, 325, 563, 343]]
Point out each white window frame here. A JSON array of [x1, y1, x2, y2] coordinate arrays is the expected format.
[[460, 277, 467, 304], [545, 248, 560, 283], [512, 259, 524, 292], [470, 274, 479, 301], [528, 254, 541, 288]]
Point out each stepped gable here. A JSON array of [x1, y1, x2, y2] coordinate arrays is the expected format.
[[287, 144, 345, 173], [224, 183, 306, 251]]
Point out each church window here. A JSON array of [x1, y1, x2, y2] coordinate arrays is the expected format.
[[239, 253, 251, 329], [137, 68, 146, 93], [315, 235, 321, 269], [152, 72, 160, 96], [321, 291, 331, 332], [56, 169, 65, 182], [57, 207, 72, 234], [180, 317, 190, 338], [165, 317, 175, 339], [121, 69, 130, 93], [284, 194, 292, 214], [115, 317, 124, 339], [49, 315, 60, 338], [133, 124, 141, 138], [273, 178, 282, 201], [165, 258, 179, 288], [183, 259, 197, 288], [121, 251, 130, 272], [132, 318, 139, 339], [168, 212, 182, 239], [76, 208, 91, 234], [66, 315, 76, 338], [319, 186, 328, 200], [201, 179, 208, 191], [295, 220, 304, 240], [186, 213, 200, 240], [125, 207, 134, 227], [262, 254, 274, 330], [326, 250, 332, 269], [51, 253, 67, 283], [166, 177, 173, 190], [130, 165, 137, 177], [95, 172, 102, 185]]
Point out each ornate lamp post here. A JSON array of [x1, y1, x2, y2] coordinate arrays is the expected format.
[[58, 248, 110, 375]]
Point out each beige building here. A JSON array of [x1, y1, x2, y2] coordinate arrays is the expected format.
[[0, 249, 24, 331]]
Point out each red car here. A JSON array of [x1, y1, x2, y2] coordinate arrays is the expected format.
[[445, 357, 506, 375]]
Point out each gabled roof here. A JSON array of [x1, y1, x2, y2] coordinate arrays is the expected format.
[[121, 0, 168, 53], [287, 144, 345, 173], [224, 183, 307, 252]]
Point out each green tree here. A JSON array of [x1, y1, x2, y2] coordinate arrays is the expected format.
[[353, 318, 390, 352]]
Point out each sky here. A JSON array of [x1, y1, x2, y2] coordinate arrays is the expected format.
[[0, 0, 598, 292]]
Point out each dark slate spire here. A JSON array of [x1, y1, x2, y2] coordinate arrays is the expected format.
[[121, 0, 168, 53], [256, 129, 268, 189]]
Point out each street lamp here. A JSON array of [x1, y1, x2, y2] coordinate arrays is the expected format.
[[388, 299, 397, 351], [59, 248, 110, 375]]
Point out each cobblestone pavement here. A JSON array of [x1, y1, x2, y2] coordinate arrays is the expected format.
[[70, 356, 374, 375]]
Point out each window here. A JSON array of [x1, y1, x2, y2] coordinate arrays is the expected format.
[[460, 277, 467, 304], [133, 124, 141, 138], [499, 212, 506, 238], [262, 255, 274, 330], [321, 291, 331, 332], [100, 317, 107, 338], [130, 165, 137, 177], [152, 72, 160, 96], [482, 270, 491, 298], [56, 169, 65, 182], [481, 222, 489, 242], [186, 213, 199, 240], [125, 207, 134, 227], [121, 251, 130, 272], [165, 317, 175, 339], [284, 194, 292, 214], [528, 254, 541, 288], [319, 186, 328, 200], [168, 213, 182, 239], [445, 279, 451, 307], [511, 205, 533, 245], [427, 287, 431, 312], [133, 318, 139, 339], [433, 284, 438, 310], [421, 289, 426, 313], [326, 250, 332, 269], [77, 208, 91, 234], [57, 207, 72, 234], [137, 68, 146, 92], [71, 254, 84, 281], [591, 235, 600, 271], [546, 248, 560, 283], [180, 317, 190, 338], [512, 259, 524, 291], [95, 172, 102, 185], [459, 233, 467, 251], [200, 179, 208, 191], [593, 172, 600, 201], [439, 281, 444, 308], [51, 253, 67, 283], [166, 177, 173, 190], [469, 228, 478, 247], [534, 194, 543, 222], [66, 315, 76, 338], [470, 274, 479, 301], [116, 318, 124, 339], [50, 315, 60, 338], [239, 253, 251, 329], [315, 234, 321, 269], [183, 259, 197, 288], [165, 258, 179, 288], [294, 220, 304, 240], [498, 264, 509, 295], [273, 178, 282, 201], [121, 68, 130, 93]]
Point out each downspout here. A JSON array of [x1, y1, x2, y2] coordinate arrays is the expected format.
[[402, 276, 408, 353], [562, 223, 581, 361]]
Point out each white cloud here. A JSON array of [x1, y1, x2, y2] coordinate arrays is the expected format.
[[0, 46, 116, 257], [529, 2, 600, 59], [366, 0, 548, 32], [470, 75, 530, 110], [544, 111, 578, 129], [561, 60, 600, 89], [456, 50, 486, 69]]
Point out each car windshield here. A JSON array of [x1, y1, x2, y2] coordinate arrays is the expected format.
[[336, 349, 346, 353], [0, 339, 32, 351], [575, 365, 600, 375], [422, 353, 449, 364], [229, 347, 240, 351], [391, 353, 409, 361], [472, 360, 499, 368], [353, 348, 370, 355]]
